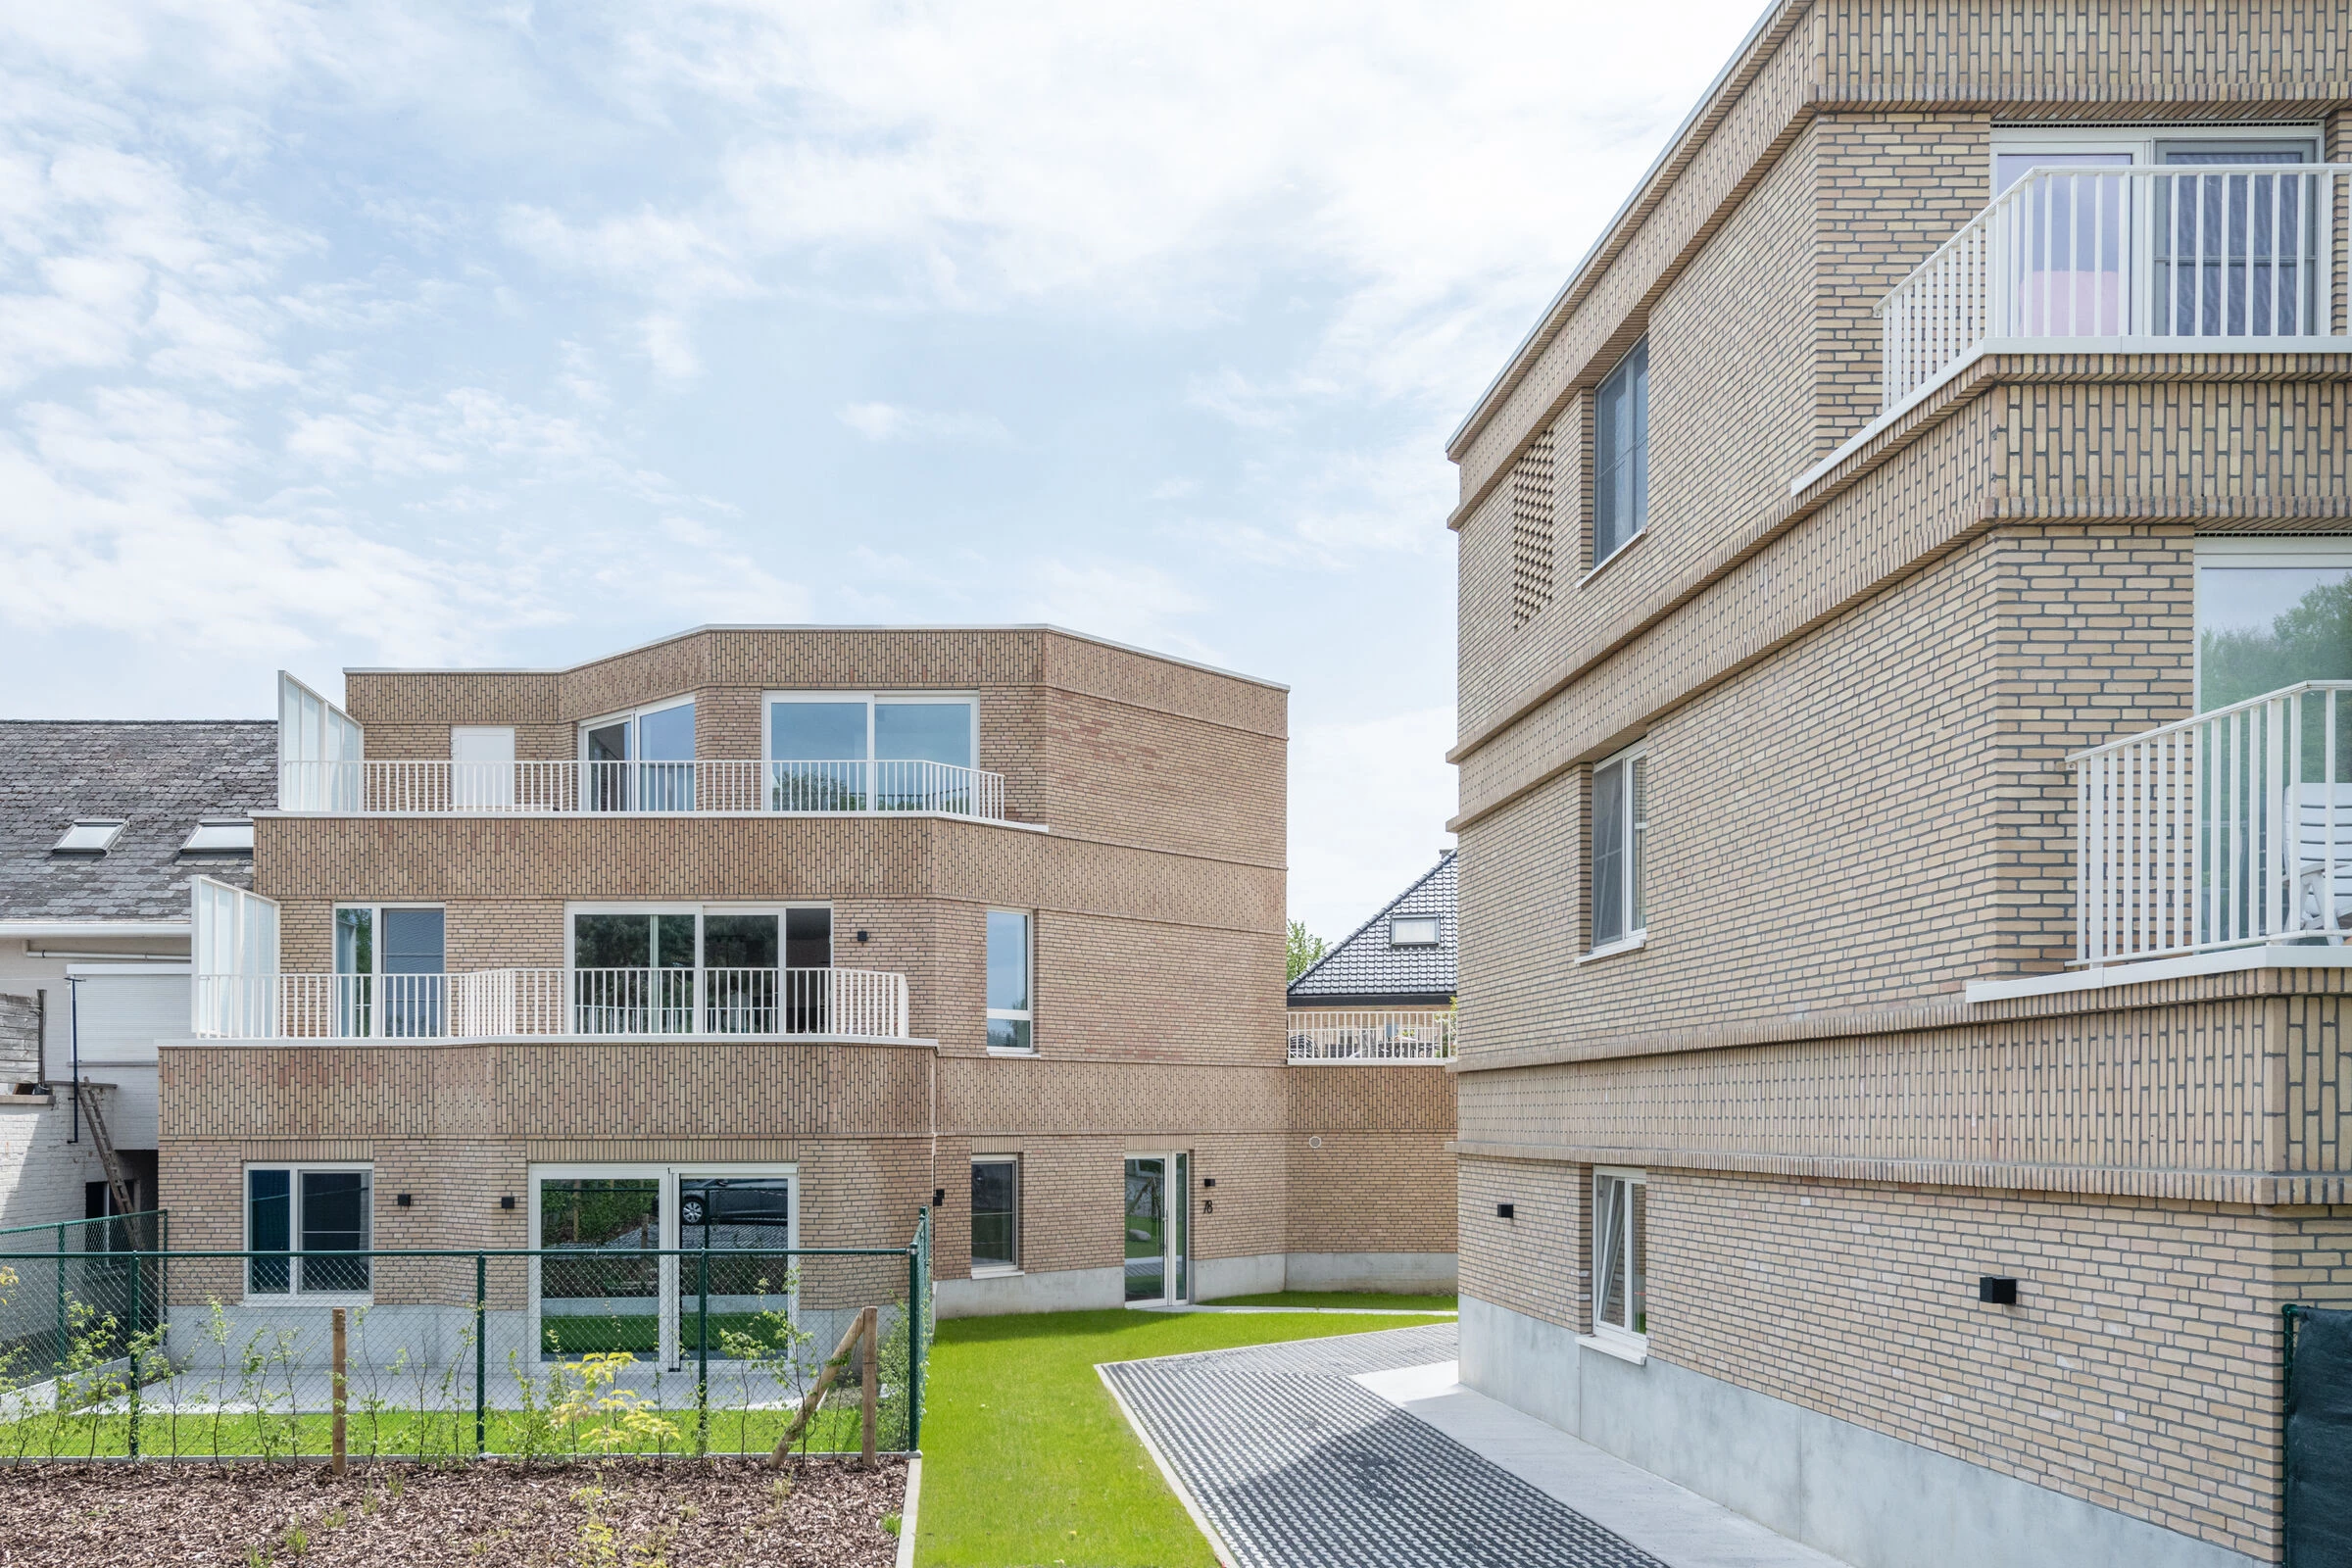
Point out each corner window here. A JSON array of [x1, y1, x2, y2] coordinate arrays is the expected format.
[[1592, 1168, 1646, 1346], [1389, 915, 1440, 948], [334, 905, 445, 1037], [248, 1165, 371, 1297], [971, 1157, 1019, 1272], [1592, 338, 1649, 564], [1590, 744, 1647, 954], [766, 693, 977, 811], [986, 909, 1034, 1053], [580, 698, 696, 810]]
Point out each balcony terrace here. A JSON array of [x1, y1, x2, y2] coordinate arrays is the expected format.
[[276, 758, 1006, 820], [1285, 1007, 1456, 1063], [1877, 163, 2350, 416], [192, 966, 912, 1041]]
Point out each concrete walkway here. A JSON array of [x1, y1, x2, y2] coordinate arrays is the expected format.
[[1101, 1323, 1849, 1568]]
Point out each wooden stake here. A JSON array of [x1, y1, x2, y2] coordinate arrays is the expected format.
[[859, 1305, 879, 1468], [330, 1307, 348, 1478], [769, 1309, 869, 1466]]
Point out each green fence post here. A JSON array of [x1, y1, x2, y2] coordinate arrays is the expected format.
[[907, 1209, 923, 1452], [53, 1223, 64, 1385], [695, 1239, 710, 1457], [474, 1252, 488, 1458], [127, 1247, 142, 1460]]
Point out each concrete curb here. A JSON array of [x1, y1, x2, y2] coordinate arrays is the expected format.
[[1142, 1303, 1457, 1317], [894, 1453, 921, 1568]]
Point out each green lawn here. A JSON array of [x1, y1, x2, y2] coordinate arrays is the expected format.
[[916, 1306, 1451, 1568], [1200, 1291, 1458, 1311]]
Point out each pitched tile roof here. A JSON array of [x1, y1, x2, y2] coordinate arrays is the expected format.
[[1287, 850, 1456, 1006], [0, 721, 276, 923]]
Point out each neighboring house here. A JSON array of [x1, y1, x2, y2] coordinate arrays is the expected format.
[[1446, 8, 2352, 1568], [160, 626, 1453, 1369], [1283, 850, 1458, 1293], [0, 721, 275, 1228]]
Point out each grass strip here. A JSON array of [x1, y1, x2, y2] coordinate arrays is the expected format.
[[1200, 1290, 1458, 1311]]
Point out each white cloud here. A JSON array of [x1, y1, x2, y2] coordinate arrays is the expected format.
[[1288, 706, 1458, 941], [1019, 559, 1211, 657], [838, 401, 1010, 445]]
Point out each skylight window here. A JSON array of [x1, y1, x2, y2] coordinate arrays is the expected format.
[[52, 820, 126, 856], [1390, 915, 1441, 948], [181, 819, 255, 856]]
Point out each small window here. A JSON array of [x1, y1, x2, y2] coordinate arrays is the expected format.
[[247, 1165, 371, 1297], [180, 818, 255, 856], [986, 909, 1033, 1053], [1590, 744, 1648, 954], [971, 1157, 1019, 1272], [52, 820, 125, 856], [1592, 1169, 1647, 1345], [1389, 915, 1441, 948], [1592, 338, 1649, 565]]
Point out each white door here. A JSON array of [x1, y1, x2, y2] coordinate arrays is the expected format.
[[451, 725, 515, 809]]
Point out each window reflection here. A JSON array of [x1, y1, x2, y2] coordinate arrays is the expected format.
[[2199, 565, 2352, 710]]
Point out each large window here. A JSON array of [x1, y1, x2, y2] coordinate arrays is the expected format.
[[986, 909, 1034, 1052], [1592, 337, 1649, 565], [971, 1157, 1019, 1273], [767, 693, 977, 811], [1590, 745, 1647, 954], [248, 1165, 371, 1297], [570, 906, 830, 1034], [581, 698, 696, 810], [2197, 539, 2352, 710], [334, 905, 444, 1037], [1591, 1169, 1647, 1348]]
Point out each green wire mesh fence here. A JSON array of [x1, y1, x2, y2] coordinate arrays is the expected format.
[[0, 1206, 930, 1463]]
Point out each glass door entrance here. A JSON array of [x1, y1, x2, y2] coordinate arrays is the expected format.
[[1122, 1154, 1189, 1304]]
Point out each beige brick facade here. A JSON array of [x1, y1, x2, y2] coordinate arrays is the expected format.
[[165, 626, 1457, 1322], [1449, 5, 2352, 1565]]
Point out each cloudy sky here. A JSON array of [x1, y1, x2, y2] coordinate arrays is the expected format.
[[0, 0, 1764, 940]]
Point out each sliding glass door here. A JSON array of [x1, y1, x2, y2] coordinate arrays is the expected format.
[[1122, 1153, 1190, 1305]]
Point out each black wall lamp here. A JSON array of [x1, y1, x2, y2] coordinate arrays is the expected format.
[[1496, 1203, 1515, 1219], [933, 1188, 946, 1207], [500, 1196, 515, 1210], [396, 1193, 413, 1207], [857, 930, 870, 943], [1979, 1276, 2019, 1305]]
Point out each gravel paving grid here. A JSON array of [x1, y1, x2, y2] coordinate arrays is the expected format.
[[1102, 1324, 1672, 1568], [0, 1455, 906, 1567]]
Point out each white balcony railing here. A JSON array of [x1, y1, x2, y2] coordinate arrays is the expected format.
[[276, 758, 1005, 820], [2076, 682, 2352, 966], [1286, 1008, 1456, 1062], [1879, 164, 2349, 410], [192, 967, 911, 1041]]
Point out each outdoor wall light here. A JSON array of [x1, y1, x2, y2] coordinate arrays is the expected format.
[[1979, 1276, 2019, 1304], [1202, 1177, 1216, 1188], [500, 1196, 515, 1210], [856, 930, 870, 943], [396, 1193, 413, 1207], [1496, 1203, 1515, 1219], [933, 1188, 946, 1207]]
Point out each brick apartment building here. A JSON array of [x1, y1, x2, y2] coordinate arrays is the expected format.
[[161, 625, 1453, 1361], [1446, 5, 2352, 1567]]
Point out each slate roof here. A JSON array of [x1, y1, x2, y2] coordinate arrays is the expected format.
[[1288, 850, 1456, 1007], [0, 721, 276, 923]]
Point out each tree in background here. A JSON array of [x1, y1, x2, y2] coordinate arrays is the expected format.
[[1286, 920, 1328, 982]]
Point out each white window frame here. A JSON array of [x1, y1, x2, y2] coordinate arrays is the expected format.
[[1580, 1166, 1647, 1363], [2192, 535, 2352, 710], [1389, 914, 1441, 948], [1987, 122, 2324, 187], [527, 1161, 798, 1369], [763, 692, 980, 769], [1590, 336, 1650, 568], [577, 696, 697, 761], [564, 902, 830, 968], [985, 907, 1036, 1054], [1585, 741, 1648, 959], [970, 1155, 1021, 1276], [333, 904, 448, 972], [244, 1161, 373, 1303]]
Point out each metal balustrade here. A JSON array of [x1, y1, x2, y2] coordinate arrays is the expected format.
[[193, 967, 911, 1040], [2076, 681, 2352, 966], [1879, 164, 2350, 410], [1285, 1008, 1457, 1062], [276, 758, 1005, 820]]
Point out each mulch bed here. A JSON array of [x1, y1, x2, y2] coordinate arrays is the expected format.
[[0, 1455, 906, 1567]]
